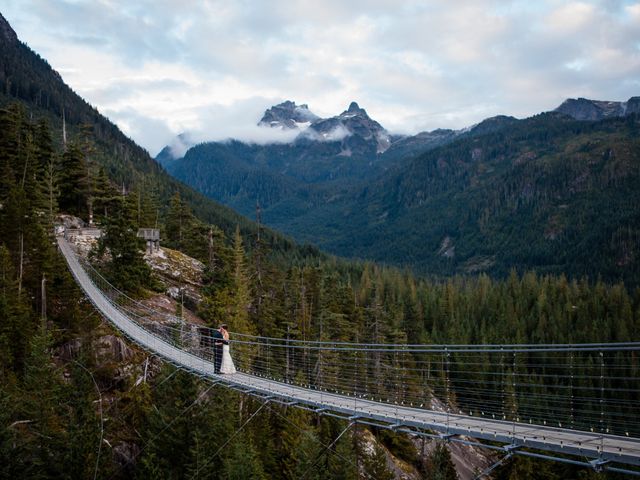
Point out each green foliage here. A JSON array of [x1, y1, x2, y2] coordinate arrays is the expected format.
[[170, 112, 640, 287], [58, 143, 89, 218], [364, 444, 394, 480], [0, 387, 16, 479], [95, 195, 153, 293], [424, 443, 458, 480], [17, 326, 68, 477], [379, 429, 417, 465], [223, 436, 267, 480], [1, 22, 639, 480]]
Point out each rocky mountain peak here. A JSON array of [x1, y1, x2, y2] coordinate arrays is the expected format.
[[553, 96, 638, 121], [348, 101, 362, 112], [0, 12, 18, 44], [258, 101, 320, 130], [341, 101, 368, 118], [304, 101, 391, 153]]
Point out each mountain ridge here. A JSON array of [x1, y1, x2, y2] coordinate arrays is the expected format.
[[0, 13, 317, 259], [0, 11, 17, 43], [162, 99, 640, 284], [554, 96, 640, 121]]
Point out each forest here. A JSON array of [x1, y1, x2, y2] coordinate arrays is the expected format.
[[1, 102, 638, 479]]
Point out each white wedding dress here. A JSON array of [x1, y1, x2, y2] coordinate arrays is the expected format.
[[220, 344, 236, 374]]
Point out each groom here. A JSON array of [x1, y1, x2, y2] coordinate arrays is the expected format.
[[212, 324, 228, 374]]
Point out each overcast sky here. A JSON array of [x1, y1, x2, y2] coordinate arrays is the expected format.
[[3, 0, 640, 155]]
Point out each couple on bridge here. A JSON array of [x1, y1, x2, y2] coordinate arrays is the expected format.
[[212, 324, 236, 374]]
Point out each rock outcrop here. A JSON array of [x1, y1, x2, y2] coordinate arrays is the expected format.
[[554, 96, 640, 121]]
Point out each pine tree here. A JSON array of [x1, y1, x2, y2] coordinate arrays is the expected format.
[[0, 244, 32, 377], [424, 443, 458, 480], [91, 167, 119, 223], [30, 119, 54, 222], [223, 436, 267, 480], [291, 429, 324, 480], [19, 326, 67, 478], [63, 357, 102, 479], [58, 143, 89, 218], [138, 369, 199, 477], [96, 195, 152, 293], [277, 406, 313, 479], [230, 225, 253, 334], [363, 444, 394, 480], [165, 192, 190, 250], [0, 387, 15, 479]]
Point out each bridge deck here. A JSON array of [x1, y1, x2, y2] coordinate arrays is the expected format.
[[58, 237, 640, 468]]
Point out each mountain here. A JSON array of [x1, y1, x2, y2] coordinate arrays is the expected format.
[[159, 100, 475, 220], [0, 12, 314, 257], [304, 101, 392, 153], [159, 101, 412, 220], [382, 128, 458, 163], [554, 96, 640, 120], [258, 100, 319, 129], [164, 95, 640, 284], [277, 112, 640, 284], [155, 132, 194, 167], [158, 104, 523, 235]]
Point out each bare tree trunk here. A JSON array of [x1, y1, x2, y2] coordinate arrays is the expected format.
[[47, 158, 55, 224], [18, 233, 23, 296], [41, 274, 46, 327]]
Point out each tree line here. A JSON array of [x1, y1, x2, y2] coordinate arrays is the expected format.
[[2, 102, 635, 478]]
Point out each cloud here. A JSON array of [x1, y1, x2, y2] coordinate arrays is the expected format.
[[2, 0, 639, 152], [163, 97, 306, 155], [103, 107, 175, 155], [302, 124, 352, 142]]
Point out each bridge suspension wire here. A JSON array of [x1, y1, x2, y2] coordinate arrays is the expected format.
[[57, 236, 640, 473]]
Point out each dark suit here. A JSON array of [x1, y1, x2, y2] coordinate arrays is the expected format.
[[212, 329, 227, 373]]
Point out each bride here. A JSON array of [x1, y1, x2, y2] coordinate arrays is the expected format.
[[219, 324, 236, 374]]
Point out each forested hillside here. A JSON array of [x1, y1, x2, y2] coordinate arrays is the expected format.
[[281, 113, 640, 285], [163, 94, 640, 286], [2, 104, 637, 479], [0, 12, 317, 261], [1, 10, 638, 480]]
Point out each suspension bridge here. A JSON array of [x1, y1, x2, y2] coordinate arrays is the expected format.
[[57, 235, 640, 476]]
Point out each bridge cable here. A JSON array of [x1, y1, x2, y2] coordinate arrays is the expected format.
[[108, 380, 217, 480], [265, 403, 375, 480], [473, 453, 512, 480], [299, 421, 355, 480], [189, 399, 270, 479], [72, 360, 104, 480]]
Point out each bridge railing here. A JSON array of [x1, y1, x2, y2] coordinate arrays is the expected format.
[[71, 245, 640, 439]]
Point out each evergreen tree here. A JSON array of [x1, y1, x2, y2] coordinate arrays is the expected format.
[[0, 383, 18, 479], [18, 326, 67, 478], [91, 167, 119, 223], [424, 443, 458, 480], [58, 143, 89, 218], [275, 406, 311, 480], [363, 444, 394, 480], [230, 225, 253, 334], [63, 357, 102, 479], [96, 195, 153, 293], [0, 244, 31, 376], [165, 192, 189, 249], [223, 436, 267, 480]]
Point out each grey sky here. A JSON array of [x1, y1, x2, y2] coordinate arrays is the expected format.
[[3, 0, 639, 155]]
